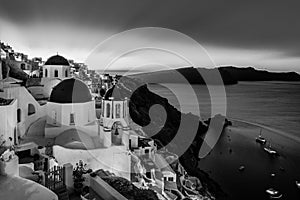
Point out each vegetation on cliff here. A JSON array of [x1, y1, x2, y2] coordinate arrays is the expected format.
[[102, 176, 159, 200]]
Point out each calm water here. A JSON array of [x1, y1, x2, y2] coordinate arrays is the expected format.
[[149, 81, 300, 137], [149, 81, 300, 199]]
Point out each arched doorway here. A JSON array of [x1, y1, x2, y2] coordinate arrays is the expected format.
[[28, 104, 36, 116]]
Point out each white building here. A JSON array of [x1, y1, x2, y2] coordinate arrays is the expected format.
[[43, 55, 70, 79], [0, 79, 43, 140], [0, 98, 18, 146], [100, 86, 131, 148], [130, 136, 157, 159], [45, 78, 99, 147]]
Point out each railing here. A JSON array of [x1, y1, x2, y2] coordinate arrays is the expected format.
[[45, 165, 65, 191]]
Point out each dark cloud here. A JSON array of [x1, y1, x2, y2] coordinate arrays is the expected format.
[[0, 0, 300, 71]]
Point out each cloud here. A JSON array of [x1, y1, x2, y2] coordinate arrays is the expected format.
[[0, 0, 299, 72]]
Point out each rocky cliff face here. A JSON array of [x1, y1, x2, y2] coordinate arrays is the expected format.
[[110, 76, 225, 198], [220, 66, 300, 81], [129, 67, 237, 85]]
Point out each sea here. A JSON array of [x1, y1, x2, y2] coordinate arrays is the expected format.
[[148, 81, 300, 137], [148, 81, 300, 200]]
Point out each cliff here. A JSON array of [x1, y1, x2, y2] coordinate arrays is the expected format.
[[111, 76, 226, 198], [220, 66, 300, 82], [129, 66, 300, 84], [129, 67, 237, 85]]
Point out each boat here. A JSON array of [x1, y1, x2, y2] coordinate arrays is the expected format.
[[264, 141, 278, 156], [238, 165, 245, 171], [296, 181, 300, 189], [256, 135, 267, 144], [256, 129, 266, 144], [266, 188, 282, 199], [264, 146, 278, 156]]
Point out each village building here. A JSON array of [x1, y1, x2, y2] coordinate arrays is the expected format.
[[0, 53, 196, 200]]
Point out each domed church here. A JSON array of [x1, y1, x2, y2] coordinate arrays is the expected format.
[[45, 78, 98, 141], [43, 54, 70, 79]]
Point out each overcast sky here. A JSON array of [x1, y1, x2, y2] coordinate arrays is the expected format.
[[1, 0, 300, 72]]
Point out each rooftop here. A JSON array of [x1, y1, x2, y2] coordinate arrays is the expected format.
[[45, 55, 69, 66], [0, 97, 13, 106], [50, 78, 92, 103]]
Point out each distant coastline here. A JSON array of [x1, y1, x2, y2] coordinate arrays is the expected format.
[[129, 66, 300, 85]]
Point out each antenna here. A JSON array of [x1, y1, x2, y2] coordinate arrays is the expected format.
[[259, 128, 262, 136]]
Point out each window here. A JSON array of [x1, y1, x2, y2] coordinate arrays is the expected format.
[[146, 172, 151, 178], [14, 128, 17, 145], [145, 149, 149, 154], [111, 103, 114, 119], [106, 103, 110, 118], [115, 104, 121, 118], [123, 102, 126, 117], [45, 69, 48, 77], [17, 109, 21, 123], [102, 101, 104, 117], [70, 113, 75, 125], [168, 177, 174, 182], [65, 70, 68, 77], [20, 63, 26, 70], [54, 70, 58, 77], [28, 104, 35, 116]]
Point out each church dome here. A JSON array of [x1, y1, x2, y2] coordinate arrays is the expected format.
[[50, 78, 92, 103], [45, 55, 69, 66]]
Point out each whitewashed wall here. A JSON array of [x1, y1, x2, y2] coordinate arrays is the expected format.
[[53, 145, 131, 180], [0, 99, 17, 146]]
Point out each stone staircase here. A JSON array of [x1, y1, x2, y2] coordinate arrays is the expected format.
[[54, 185, 69, 200]]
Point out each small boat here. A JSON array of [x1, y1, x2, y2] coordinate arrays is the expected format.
[[264, 146, 278, 155], [266, 188, 282, 199], [296, 181, 300, 189], [256, 135, 267, 144], [256, 129, 266, 144], [238, 165, 245, 171], [264, 141, 278, 156]]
